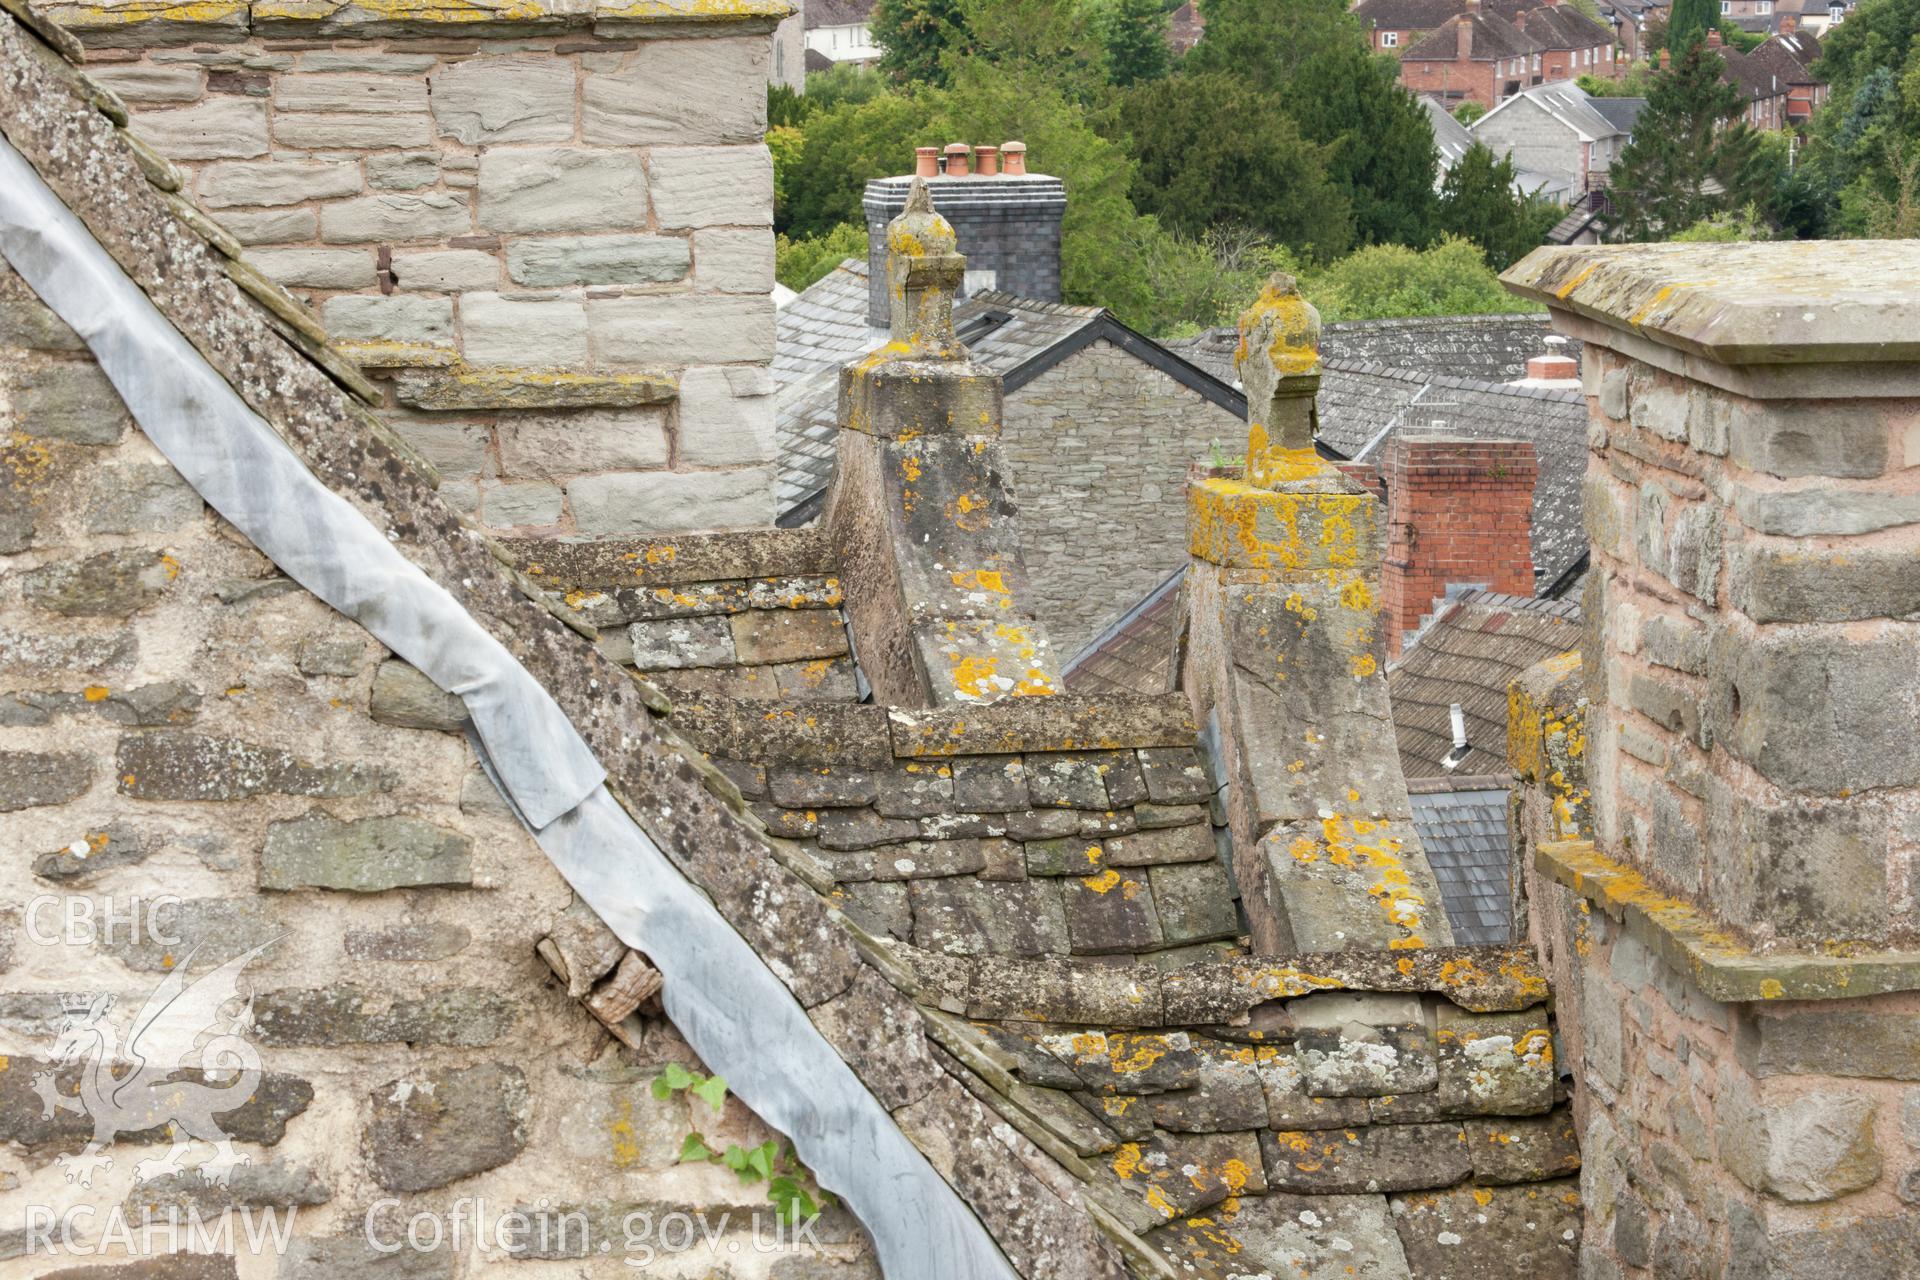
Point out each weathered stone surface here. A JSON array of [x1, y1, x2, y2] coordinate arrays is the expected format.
[[692, 226, 775, 293], [321, 294, 453, 346], [769, 765, 877, 808], [23, 548, 172, 616], [253, 986, 513, 1047], [130, 97, 267, 160], [483, 481, 563, 529], [319, 192, 469, 243], [1738, 1008, 1920, 1081], [368, 659, 467, 730], [83, 462, 203, 533], [478, 149, 648, 234], [1063, 867, 1164, 954], [1104, 1131, 1265, 1220], [42, 1252, 241, 1279], [3, 1057, 312, 1149], [1263, 1123, 1471, 1194], [429, 54, 573, 144], [506, 234, 691, 287], [343, 921, 471, 962], [125, 1160, 331, 1216], [909, 876, 1066, 956], [1728, 401, 1889, 480], [390, 247, 497, 290], [809, 968, 942, 1110], [581, 38, 765, 144], [569, 468, 774, 534], [1137, 747, 1212, 803], [275, 1234, 457, 1279], [1027, 753, 1111, 808], [1390, 1179, 1580, 1279], [261, 812, 473, 892], [628, 616, 735, 669], [252, 245, 382, 290], [364, 1062, 528, 1192], [730, 607, 847, 664], [15, 361, 129, 444], [587, 293, 774, 366], [1729, 542, 1920, 625], [1149, 860, 1240, 946], [117, 732, 395, 800], [1294, 1015, 1439, 1100], [494, 409, 670, 479], [0, 749, 92, 811], [646, 144, 772, 228], [274, 112, 434, 149], [952, 755, 1029, 811], [1434, 1008, 1556, 1116], [1146, 1191, 1411, 1280], [365, 151, 439, 190], [459, 291, 588, 367], [1465, 1109, 1582, 1185], [1105, 823, 1214, 868], [874, 763, 952, 817], [99, 896, 279, 972], [219, 208, 317, 244], [1719, 1082, 1880, 1203], [197, 159, 360, 207], [1145, 1041, 1269, 1133], [87, 64, 206, 104]]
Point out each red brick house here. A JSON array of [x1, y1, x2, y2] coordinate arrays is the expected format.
[[1169, 0, 1205, 54], [1516, 3, 1618, 81], [1747, 23, 1827, 122], [1712, 26, 1820, 129], [1352, 0, 1531, 55], [1400, 2, 1549, 108]]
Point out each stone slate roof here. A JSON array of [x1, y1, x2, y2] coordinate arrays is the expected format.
[[803, 0, 874, 28], [775, 258, 1244, 522], [1587, 95, 1649, 133], [1477, 78, 1635, 143], [1408, 781, 1516, 945], [1518, 4, 1612, 50], [1062, 567, 1183, 696], [1166, 313, 1571, 387], [1388, 590, 1582, 779], [1318, 360, 1588, 588]]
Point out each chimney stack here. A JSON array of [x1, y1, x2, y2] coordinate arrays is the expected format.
[[862, 141, 1065, 327], [1659, 45, 1671, 68], [1707, 26, 1722, 46], [1779, 11, 1798, 32], [1382, 434, 1539, 656], [1458, 13, 1475, 59]]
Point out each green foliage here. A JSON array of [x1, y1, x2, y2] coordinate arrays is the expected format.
[[1291, 236, 1544, 323], [1437, 142, 1562, 269], [768, 123, 803, 225], [1608, 44, 1768, 239], [873, 0, 972, 85], [1666, 0, 1716, 51], [1279, 44, 1440, 246], [1671, 201, 1776, 239], [776, 223, 870, 291], [952, 0, 1108, 91], [806, 61, 892, 110], [1121, 72, 1353, 255], [781, 90, 935, 237], [1118, 224, 1290, 337], [768, 83, 813, 129], [655, 1069, 833, 1226], [1452, 99, 1488, 125], [1091, 0, 1173, 85], [1578, 61, 1662, 96], [1185, 0, 1364, 89]]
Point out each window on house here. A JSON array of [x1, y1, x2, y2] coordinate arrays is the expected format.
[[1720, 0, 1731, 12], [1533, 53, 1541, 70], [1382, 30, 1399, 45], [1757, 0, 1771, 11]]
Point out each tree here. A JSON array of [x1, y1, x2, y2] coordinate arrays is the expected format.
[[1437, 143, 1562, 269], [1666, 0, 1715, 52], [776, 223, 871, 291], [1122, 72, 1354, 256], [1092, 0, 1173, 86], [1295, 237, 1542, 322], [781, 91, 939, 238], [1184, 0, 1363, 90], [1280, 44, 1441, 246], [872, 0, 972, 86], [1608, 44, 1767, 239], [1453, 100, 1488, 125]]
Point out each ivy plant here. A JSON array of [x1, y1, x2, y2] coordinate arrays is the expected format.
[[653, 1066, 833, 1226]]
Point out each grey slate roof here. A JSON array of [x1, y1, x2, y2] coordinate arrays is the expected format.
[[1407, 782, 1515, 945], [775, 258, 1245, 522], [1587, 95, 1649, 133], [1422, 95, 1478, 172], [803, 0, 874, 28], [1404, 11, 1543, 61], [1166, 313, 1573, 387], [1388, 589, 1582, 778], [1475, 78, 1635, 142]]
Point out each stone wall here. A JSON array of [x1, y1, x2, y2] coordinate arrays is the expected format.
[[0, 260, 867, 1276], [1002, 339, 1245, 656], [1503, 242, 1920, 1280], [39, 0, 783, 535]]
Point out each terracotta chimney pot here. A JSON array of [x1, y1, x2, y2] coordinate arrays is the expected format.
[[944, 143, 971, 177], [975, 144, 999, 177], [1707, 26, 1722, 46], [1001, 141, 1027, 175], [914, 146, 940, 178]]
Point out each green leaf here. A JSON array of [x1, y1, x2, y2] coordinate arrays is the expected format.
[[650, 1075, 672, 1101], [659, 1063, 694, 1092], [678, 1133, 711, 1163], [747, 1141, 777, 1181], [721, 1144, 750, 1173], [769, 1175, 819, 1225], [690, 1074, 729, 1112]]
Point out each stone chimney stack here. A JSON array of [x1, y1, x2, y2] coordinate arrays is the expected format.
[[1503, 241, 1920, 1279], [862, 143, 1068, 327], [1382, 435, 1538, 657]]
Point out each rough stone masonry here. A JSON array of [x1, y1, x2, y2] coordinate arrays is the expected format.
[[1504, 240, 1920, 1280], [29, 0, 788, 536]]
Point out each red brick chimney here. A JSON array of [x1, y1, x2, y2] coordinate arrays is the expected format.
[[1707, 26, 1723, 46], [1382, 434, 1539, 657], [1779, 11, 1798, 32], [1457, 11, 1475, 57]]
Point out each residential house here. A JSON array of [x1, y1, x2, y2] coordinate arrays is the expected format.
[[1471, 79, 1643, 198], [774, 0, 805, 88], [1515, 2, 1618, 81], [1595, 0, 1653, 62], [1423, 95, 1574, 200], [1353, 0, 1531, 56], [1169, 0, 1205, 52], [1399, 2, 1550, 108], [804, 0, 880, 68], [1712, 28, 1796, 128]]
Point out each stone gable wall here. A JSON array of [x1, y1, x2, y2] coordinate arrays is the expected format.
[[42, 12, 780, 537], [999, 339, 1244, 656], [0, 262, 868, 1277]]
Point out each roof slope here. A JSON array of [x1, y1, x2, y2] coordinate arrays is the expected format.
[[1476, 78, 1634, 141], [1387, 589, 1582, 778], [1166, 313, 1571, 387], [1407, 783, 1516, 945], [1405, 11, 1543, 60]]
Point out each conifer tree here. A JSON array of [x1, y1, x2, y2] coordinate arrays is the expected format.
[[1609, 43, 1766, 239], [1096, 0, 1173, 86]]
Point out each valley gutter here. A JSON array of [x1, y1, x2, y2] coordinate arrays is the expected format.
[[0, 133, 1020, 1280]]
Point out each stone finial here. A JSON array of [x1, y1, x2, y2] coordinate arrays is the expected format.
[[1235, 273, 1326, 487], [885, 178, 967, 353]]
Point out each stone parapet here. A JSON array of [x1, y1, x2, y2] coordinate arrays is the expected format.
[[1504, 241, 1920, 1280], [40, 0, 782, 534]]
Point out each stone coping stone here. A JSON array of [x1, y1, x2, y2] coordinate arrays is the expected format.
[[666, 696, 891, 768], [908, 943, 1550, 1027], [393, 366, 675, 412], [42, 0, 794, 45], [1538, 838, 1920, 1004], [1503, 241, 1920, 367], [506, 527, 834, 587], [888, 695, 1199, 758]]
